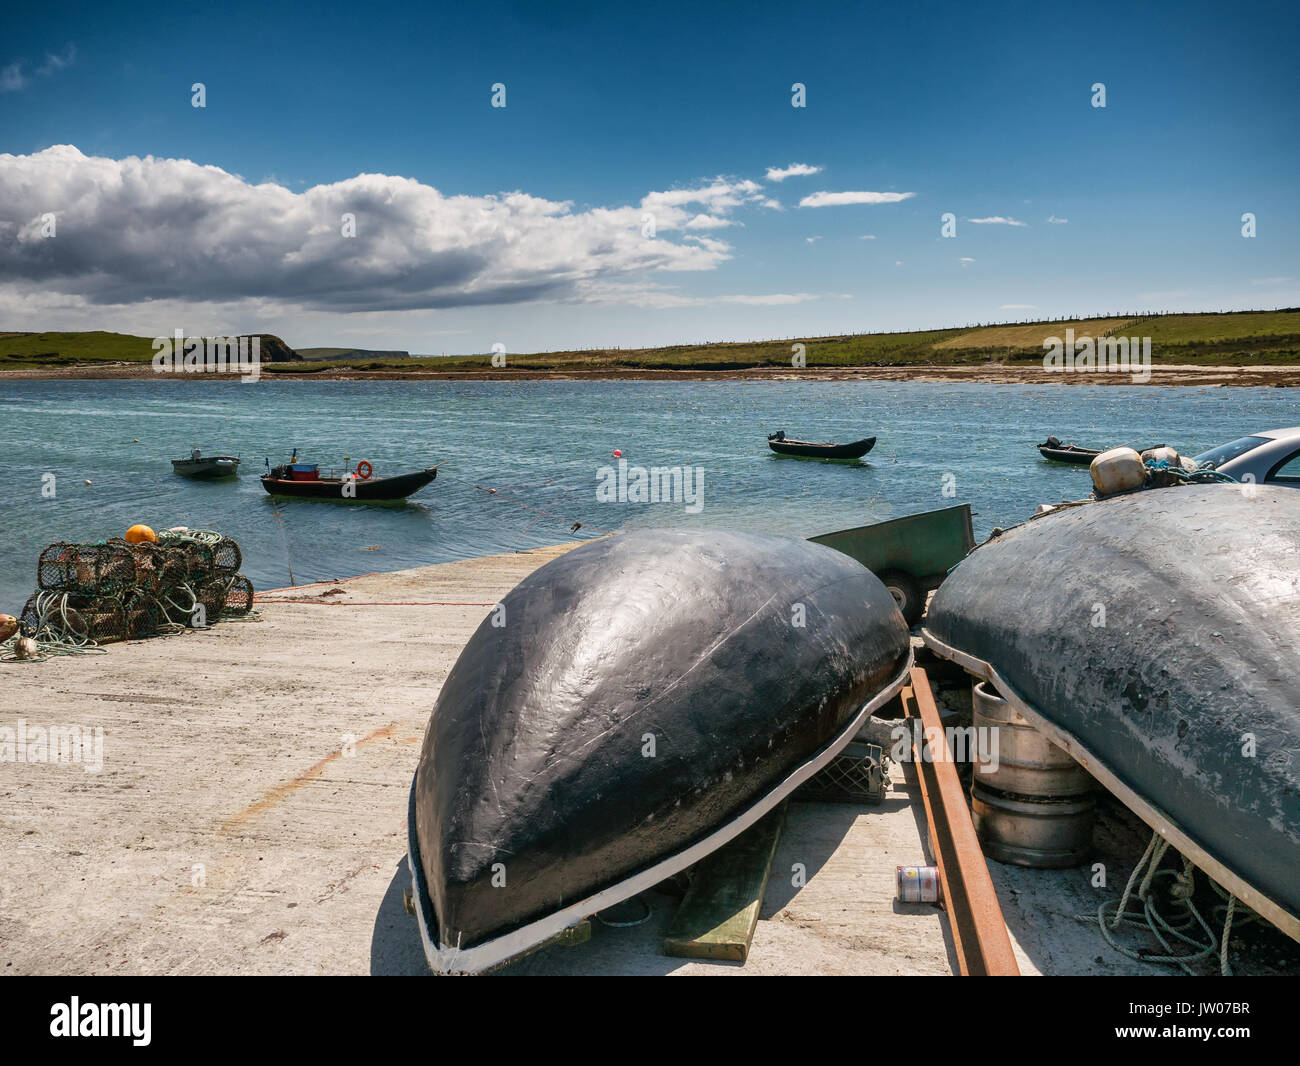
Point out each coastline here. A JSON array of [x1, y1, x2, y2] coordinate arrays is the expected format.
[[3, 361, 1298, 387]]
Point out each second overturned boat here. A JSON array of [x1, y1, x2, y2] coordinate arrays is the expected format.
[[408, 529, 912, 973], [922, 484, 1300, 942], [768, 431, 876, 460]]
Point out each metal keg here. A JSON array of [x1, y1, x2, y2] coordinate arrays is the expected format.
[[970, 681, 1095, 868]]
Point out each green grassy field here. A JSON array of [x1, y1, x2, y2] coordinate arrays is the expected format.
[[4, 309, 1299, 373]]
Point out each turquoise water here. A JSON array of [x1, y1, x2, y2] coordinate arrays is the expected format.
[[0, 379, 1290, 613]]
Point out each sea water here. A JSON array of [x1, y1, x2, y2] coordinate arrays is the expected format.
[[0, 378, 1289, 612]]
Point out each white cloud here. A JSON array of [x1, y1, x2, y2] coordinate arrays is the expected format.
[[765, 163, 822, 182], [967, 216, 1028, 227], [684, 214, 736, 229], [800, 191, 915, 208], [0, 43, 76, 93], [0, 147, 771, 314], [1047, 214, 1068, 224], [959, 257, 974, 266], [859, 234, 876, 240], [806, 235, 822, 243], [1000, 303, 1036, 309]]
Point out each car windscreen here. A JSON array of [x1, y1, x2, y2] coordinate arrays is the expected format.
[[1192, 435, 1269, 469]]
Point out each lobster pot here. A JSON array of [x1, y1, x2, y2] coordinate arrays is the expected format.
[[19, 593, 41, 635], [159, 584, 200, 626], [38, 541, 136, 596], [123, 590, 166, 639], [212, 537, 242, 578], [80, 596, 129, 644], [194, 579, 231, 626], [970, 681, 1096, 868], [223, 574, 255, 616]]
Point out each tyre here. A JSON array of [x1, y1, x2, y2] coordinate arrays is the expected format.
[[878, 569, 923, 626]]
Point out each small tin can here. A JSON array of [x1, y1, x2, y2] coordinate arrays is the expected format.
[[897, 864, 940, 903]]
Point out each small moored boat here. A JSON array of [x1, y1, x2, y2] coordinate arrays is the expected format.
[[768, 431, 876, 460], [1035, 437, 1101, 464], [260, 457, 436, 501], [171, 448, 240, 479], [407, 529, 912, 973], [921, 485, 1300, 943]]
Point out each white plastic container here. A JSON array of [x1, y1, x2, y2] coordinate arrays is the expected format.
[[1090, 447, 1146, 496]]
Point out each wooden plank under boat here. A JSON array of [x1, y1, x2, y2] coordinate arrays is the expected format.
[[407, 529, 913, 973], [921, 484, 1300, 942], [768, 432, 876, 459], [259, 464, 436, 501]]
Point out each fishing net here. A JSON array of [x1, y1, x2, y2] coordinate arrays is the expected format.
[[20, 528, 249, 650]]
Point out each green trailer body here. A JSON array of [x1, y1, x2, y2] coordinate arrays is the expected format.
[[809, 504, 975, 623]]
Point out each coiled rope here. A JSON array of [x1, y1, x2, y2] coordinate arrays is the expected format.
[[1077, 829, 1253, 976], [1, 591, 109, 662]]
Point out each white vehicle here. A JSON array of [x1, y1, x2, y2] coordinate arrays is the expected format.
[[1193, 427, 1300, 487]]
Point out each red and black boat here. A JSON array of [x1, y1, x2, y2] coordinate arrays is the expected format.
[[260, 456, 437, 502]]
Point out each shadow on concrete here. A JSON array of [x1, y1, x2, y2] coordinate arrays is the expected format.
[[369, 859, 429, 976]]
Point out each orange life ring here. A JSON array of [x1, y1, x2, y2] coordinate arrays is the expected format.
[[356, 460, 373, 480]]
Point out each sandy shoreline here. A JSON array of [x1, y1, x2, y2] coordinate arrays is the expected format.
[[3, 362, 1298, 386]]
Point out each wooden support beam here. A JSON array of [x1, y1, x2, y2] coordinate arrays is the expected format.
[[904, 667, 1020, 976], [662, 804, 786, 962]]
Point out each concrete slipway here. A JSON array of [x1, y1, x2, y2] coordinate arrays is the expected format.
[[2, 545, 1292, 976]]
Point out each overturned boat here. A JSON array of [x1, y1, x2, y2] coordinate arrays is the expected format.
[[922, 484, 1300, 941], [408, 529, 912, 973]]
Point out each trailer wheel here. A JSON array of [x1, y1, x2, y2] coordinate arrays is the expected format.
[[879, 569, 923, 626]]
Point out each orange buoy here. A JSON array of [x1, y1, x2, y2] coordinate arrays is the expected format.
[[125, 524, 157, 544], [613, 449, 623, 458]]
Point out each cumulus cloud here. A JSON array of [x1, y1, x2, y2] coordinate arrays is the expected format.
[[765, 163, 821, 182], [0, 147, 780, 313], [683, 213, 736, 229], [1, 43, 76, 93], [967, 216, 1027, 226], [800, 190, 915, 208]]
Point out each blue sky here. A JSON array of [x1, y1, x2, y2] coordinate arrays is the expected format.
[[1, 0, 1297, 352]]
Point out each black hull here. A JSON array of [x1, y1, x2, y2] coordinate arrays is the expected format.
[[769, 436, 876, 459], [1036, 445, 1099, 465], [409, 530, 911, 972], [922, 485, 1300, 940], [259, 467, 436, 500]]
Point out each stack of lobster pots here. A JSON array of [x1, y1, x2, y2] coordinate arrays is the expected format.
[[19, 528, 254, 645]]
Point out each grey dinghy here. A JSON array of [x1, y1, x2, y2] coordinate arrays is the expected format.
[[408, 530, 912, 973], [922, 485, 1300, 941]]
